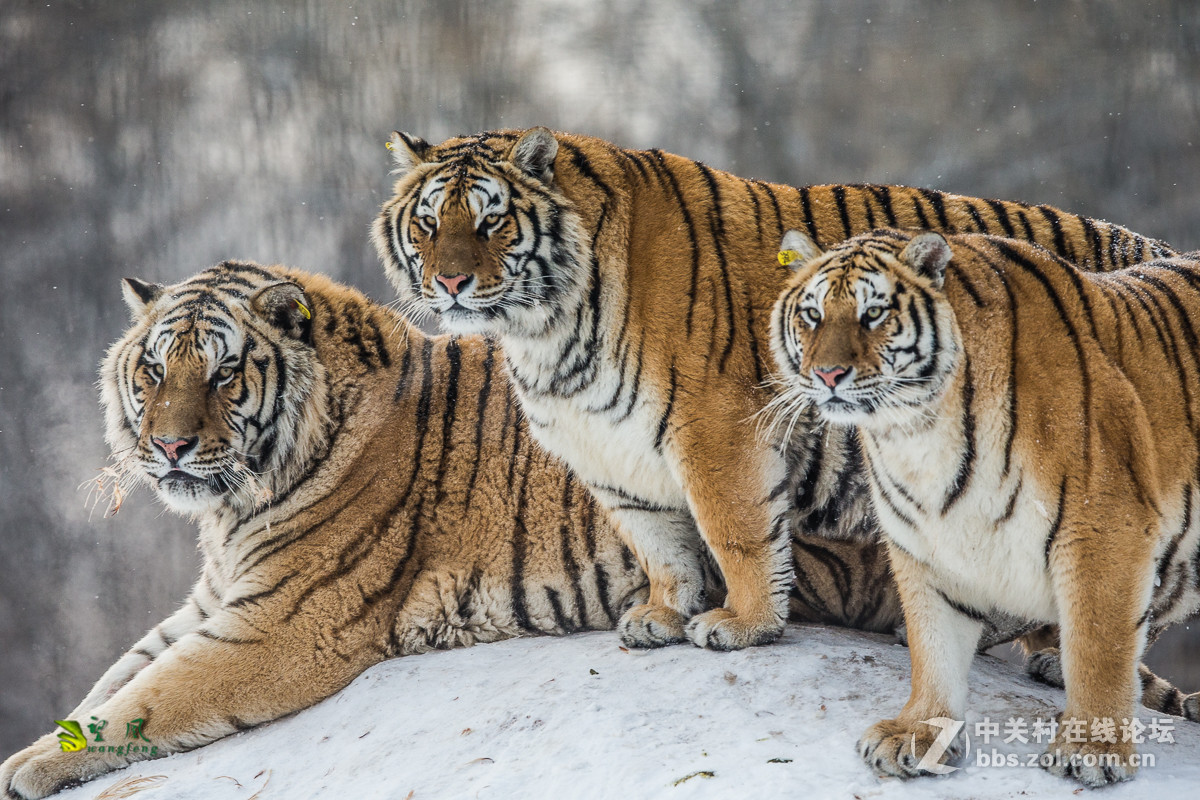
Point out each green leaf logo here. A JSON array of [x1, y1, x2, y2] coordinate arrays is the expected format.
[[55, 720, 87, 753]]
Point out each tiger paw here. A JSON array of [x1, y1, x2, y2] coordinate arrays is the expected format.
[[617, 603, 688, 648], [1025, 647, 1064, 688], [858, 717, 964, 778], [1043, 735, 1137, 787], [683, 608, 783, 651], [2, 734, 95, 800], [1184, 693, 1199, 722]]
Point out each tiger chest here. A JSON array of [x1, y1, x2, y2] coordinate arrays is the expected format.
[[864, 428, 1060, 623], [521, 393, 686, 510]]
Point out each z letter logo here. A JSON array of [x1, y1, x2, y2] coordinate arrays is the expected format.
[[55, 720, 87, 753], [914, 717, 966, 775]]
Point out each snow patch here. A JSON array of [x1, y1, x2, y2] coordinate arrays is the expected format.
[[52, 625, 1200, 799]]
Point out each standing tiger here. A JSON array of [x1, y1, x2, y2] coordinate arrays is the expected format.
[[769, 228, 1200, 786], [372, 126, 1175, 651], [0, 260, 905, 799]]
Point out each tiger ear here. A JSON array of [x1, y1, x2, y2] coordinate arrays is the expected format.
[[252, 282, 314, 342], [777, 229, 822, 269], [386, 131, 429, 177], [511, 127, 558, 183], [121, 277, 164, 318], [900, 232, 952, 288]]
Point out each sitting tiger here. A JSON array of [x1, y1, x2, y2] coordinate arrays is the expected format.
[[769, 228, 1200, 786], [0, 261, 908, 799], [373, 126, 1175, 652]]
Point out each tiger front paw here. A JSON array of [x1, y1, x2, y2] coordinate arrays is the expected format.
[[2, 734, 97, 800], [1025, 647, 1065, 688], [617, 603, 688, 648], [858, 717, 964, 779], [683, 607, 783, 651], [1043, 734, 1137, 787]]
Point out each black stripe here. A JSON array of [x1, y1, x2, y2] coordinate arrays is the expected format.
[[831, 185, 852, 240], [798, 186, 820, 244], [432, 337, 462, 504], [695, 162, 738, 372], [937, 588, 988, 623], [1043, 475, 1069, 567], [1036, 205, 1073, 262], [654, 363, 678, 452], [647, 150, 703, 335], [464, 339, 496, 511], [940, 356, 976, 515], [985, 199, 1016, 238], [870, 185, 899, 227], [919, 188, 950, 229], [995, 475, 1023, 525]]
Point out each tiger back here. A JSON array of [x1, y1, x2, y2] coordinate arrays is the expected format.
[[769, 229, 1200, 786], [373, 127, 1175, 653]]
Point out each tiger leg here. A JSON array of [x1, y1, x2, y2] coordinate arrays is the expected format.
[[1044, 517, 1156, 787], [1025, 624, 1199, 724], [859, 543, 982, 778], [608, 506, 708, 648], [1, 632, 375, 799], [67, 581, 215, 717], [669, 411, 792, 650]]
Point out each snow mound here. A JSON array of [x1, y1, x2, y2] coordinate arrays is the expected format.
[[53, 625, 1199, 799]]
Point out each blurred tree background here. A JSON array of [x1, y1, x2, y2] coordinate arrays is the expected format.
[[2, 0, 1198, 754]]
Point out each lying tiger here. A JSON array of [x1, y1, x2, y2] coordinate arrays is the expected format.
[[373, 126, 1176, 652], [769, 228, 1200, 786], [0, 261, 899, 798]]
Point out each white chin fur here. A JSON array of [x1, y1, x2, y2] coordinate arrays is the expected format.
[[437, 308, 502, 336], [815, 401, 871, 426], [154, 483, 225, 516]]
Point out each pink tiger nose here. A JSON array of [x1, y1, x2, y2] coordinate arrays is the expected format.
[[435, 273, 470, 296], [152, 436, 197, 465], [813, 366, 849, 388]]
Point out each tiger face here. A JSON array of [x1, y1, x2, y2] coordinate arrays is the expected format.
[[100, 263, 327, 517], [769, 229, 960, 428], [372, 128, 590, 337]]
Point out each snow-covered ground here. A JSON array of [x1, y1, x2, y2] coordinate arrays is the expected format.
[[50, 625, 1198, 799]]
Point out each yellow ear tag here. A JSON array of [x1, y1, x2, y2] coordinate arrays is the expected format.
[[293, 299, 311, 320], [778, 249, 800, 267], [385, 141, 395, 151]]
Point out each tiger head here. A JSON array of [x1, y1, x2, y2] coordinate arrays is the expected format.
[[371, 127, 590, 337], [99, 262, 331, 518], [768, 229, 960, 429]]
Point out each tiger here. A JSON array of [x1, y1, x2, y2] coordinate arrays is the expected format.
[[0, 260, 909, 799], [768, 227, 1200, 786], [0, 260, 651, 799], [371, 126, 1176, 652]]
